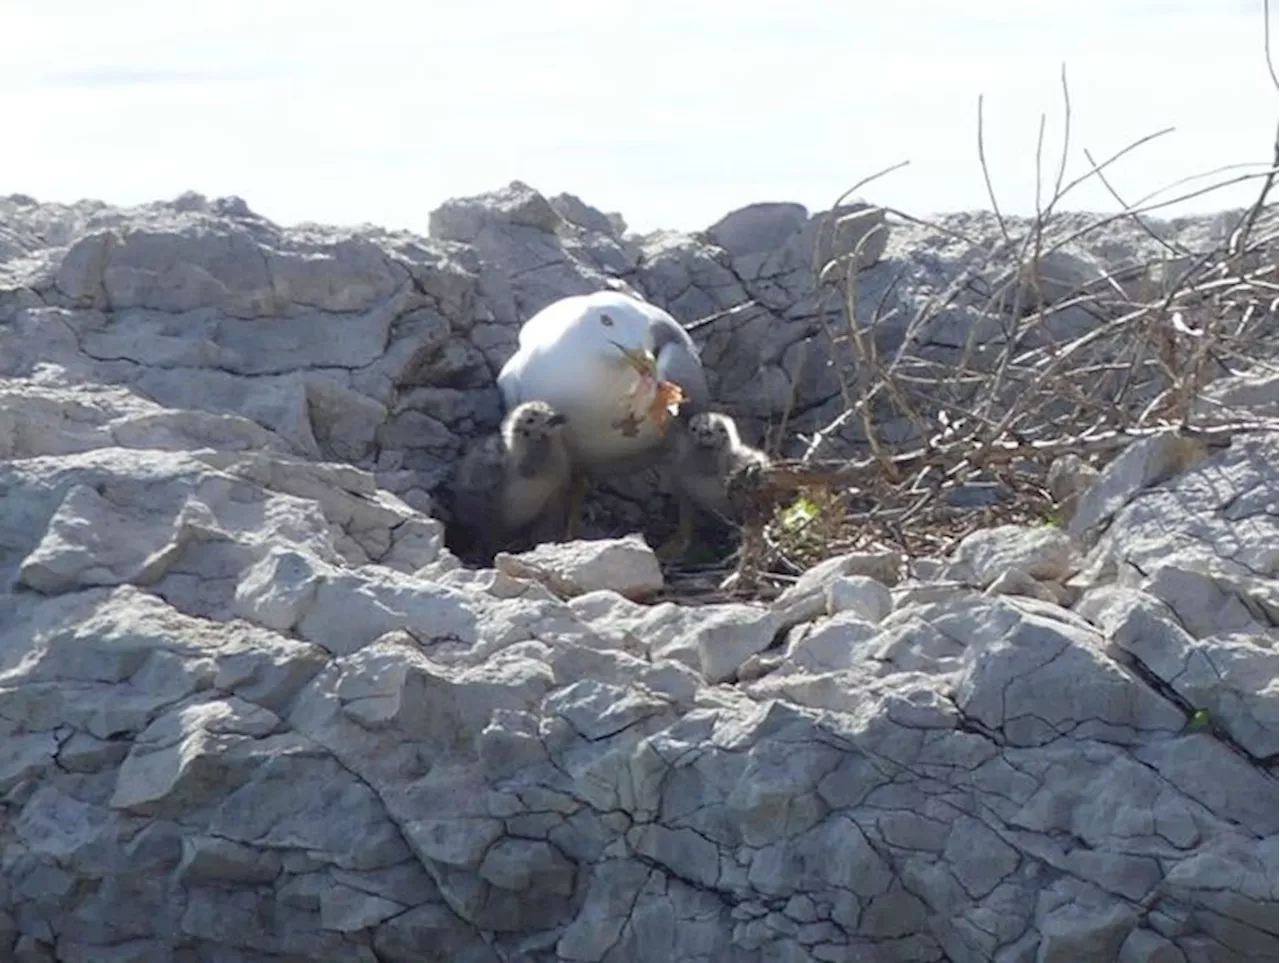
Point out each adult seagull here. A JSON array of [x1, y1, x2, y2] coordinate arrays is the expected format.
[[497, 290, 710, 538]]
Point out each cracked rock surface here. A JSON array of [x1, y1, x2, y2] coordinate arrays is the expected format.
[[1, 186, 1277, 962]]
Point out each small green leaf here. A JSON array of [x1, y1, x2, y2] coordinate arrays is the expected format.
[[1187, 708, 1211, 730], [780, 495, 819, 531]]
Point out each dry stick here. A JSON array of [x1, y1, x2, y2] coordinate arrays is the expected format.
[[1264, 0, 1279, 90], [936, 253, 1233, 450], [1024, 250, 1261, 433], [769, 333, 807, 456], [1047, 64, 1073, 218], [740, 419, 1266, 505], [807, 253, 918, 460], [1121, 161, 1277, 215], [983, 162, 1059, 412], [977, 242, 1208, 435], [887, 257, 1006, 392], [836, 229, 931, 479], [977, 94, 1012, 244], [1229, 135, 1279, 261], [1071, 171, 1276, 251], [1080, 288, 1249, 430], [936, 124, 1264, 435], [737, 174, 916, 586], [865, 309, 936, 449], [972, 165, 1262, 453], [993, 131, 1182, 308], [962, 133, 1203, 404], [973, 77, 1082, 429], [977, 78, 1068, 412], [1083, 146, 1192, 259], [1033, 110, 1049, 224], [835, 237, 890, 474], [972, 259, 1039, 425], [801, 261, 912, 461], [951, 130, 1195, 402], [812, 161, 912, 277], [1044, 127, 1176, 214], [1034, 244, 1274, 432], [824, 252, 1034, 471], [682, 298, 762, 334], [1126, 256, 1244, 417], [878, 207, 980, 245], [741, 84, 1276, 588], [807, 285, 863, 455], [795, 161, 913, 459]]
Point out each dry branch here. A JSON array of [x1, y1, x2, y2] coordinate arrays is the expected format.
[[723, 69, 1279, 593]]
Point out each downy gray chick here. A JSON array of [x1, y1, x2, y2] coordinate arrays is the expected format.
[[451, 401, 573, 557], [660, 411, 770, 559]]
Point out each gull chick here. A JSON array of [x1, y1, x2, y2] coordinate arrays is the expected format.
[[660, 411, 770, 559], [451, 401, 572, 557]]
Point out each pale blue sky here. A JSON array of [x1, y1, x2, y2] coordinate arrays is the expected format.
[[4, 0, 1276, 234]]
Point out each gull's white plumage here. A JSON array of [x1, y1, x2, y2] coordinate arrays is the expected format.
[[497, 291, 709, 471]]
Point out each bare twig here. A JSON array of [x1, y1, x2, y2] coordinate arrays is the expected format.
[[1265, 0, 1279, 89], [977, 94, 1012, 244], [727, 60, 1277, 588]]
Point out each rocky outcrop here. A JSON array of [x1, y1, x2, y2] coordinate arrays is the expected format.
[[0, 185, 1275, 962], [1, 186, 1251, 526]]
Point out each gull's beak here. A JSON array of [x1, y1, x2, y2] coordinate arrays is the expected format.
[[547, 412, 568, 426], [610, 340, 659, 379]]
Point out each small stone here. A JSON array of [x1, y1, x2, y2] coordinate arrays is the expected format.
[[825, 575, 893, 622], [773, 550, 902, 627], [947, 524, 1076, 588], [496, 534, 664, 601]]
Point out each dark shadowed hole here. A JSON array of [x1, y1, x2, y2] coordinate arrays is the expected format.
[[441, 483, 740, 572]]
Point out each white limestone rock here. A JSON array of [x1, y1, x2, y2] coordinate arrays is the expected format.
[[825, 575, 894, 623], [1069, 430, 1210, 545], [0, 187, 1275, 963], [495, 535, 664, 602], [945, 523, 1077, 588], [772, 549, 903, 628]]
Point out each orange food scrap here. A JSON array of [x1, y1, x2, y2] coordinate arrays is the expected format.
[[649, 380, 686, 429], [612, 380, 686, 436]]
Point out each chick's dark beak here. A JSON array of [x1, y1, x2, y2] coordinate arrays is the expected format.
[[547, 412, 568, 426]]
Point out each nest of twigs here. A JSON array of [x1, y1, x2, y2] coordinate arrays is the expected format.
[[688, 71, 1280, 600]]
